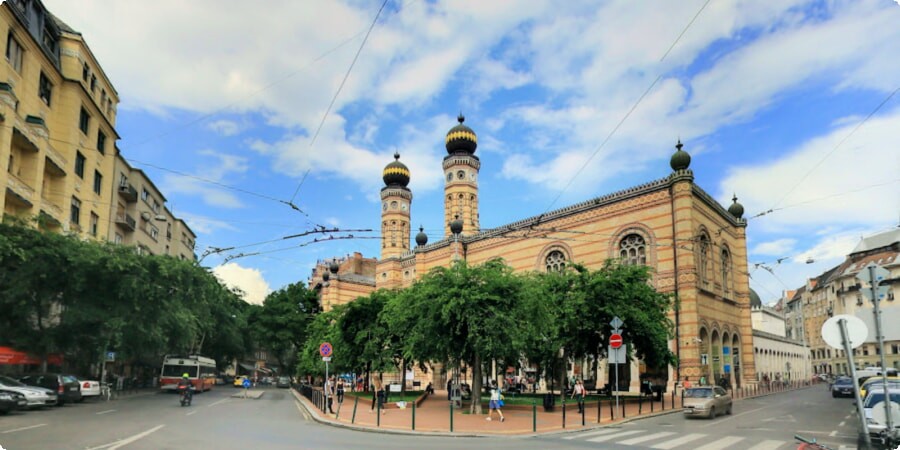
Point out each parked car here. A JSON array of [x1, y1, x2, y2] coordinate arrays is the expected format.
[[683, 386, 732, 419], [0, 389, 27, 414], [860, 386, 900, 444], [859, 376, 900, 399], [0, 375, 58, 408], [276, 376, 291, 388], [831, 377, 855, 398], [19, 373, 82, 405], [68, 375, 101, 399]]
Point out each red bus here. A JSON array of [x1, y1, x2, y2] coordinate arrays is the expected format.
[[159, 355, 216, 392]]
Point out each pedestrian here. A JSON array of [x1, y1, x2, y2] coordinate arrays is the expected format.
[[325, 376, 336, 414], [425, 382, 434, 396], [571, 379, 586, 413], [242, 376, 251, 398], [683, 376, 691, 389], [487, 385, 505, 422], [376, 380, 386, 414], [336, 378, 345, 406], [699, 375, 706, 386]]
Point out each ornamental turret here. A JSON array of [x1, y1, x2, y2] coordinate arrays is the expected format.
[[443, 115, 480, 237], [381, 152, 412, 259]]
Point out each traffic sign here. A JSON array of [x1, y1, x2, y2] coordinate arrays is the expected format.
[[608, 344, 626, 364], [821, 315, 867, 350], [856, 263, 890, 285], [861, 285, 890, 302], [322, 357, 332, 362], [105, 351, 115, 362], [610, 333, 623, 349], [610, 316, 624, 331], [319, 342, 333, 358]]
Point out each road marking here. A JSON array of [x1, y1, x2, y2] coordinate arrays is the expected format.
[[829, 430, 838, 437], [619, 431, 676, 445], [839, 421, 845, 427], [294, 400, 311, 421], [86, 424, 165, 450], [695, 436, 745, 450], [585, 430, 643, 443], [186, 410, 197, 416], [699, 405, 767, 427], [562, 428, 620, 440], [96, 409, 116, 415], [746, 440, 785, 450], [207, 398, 230, 408], [1, 424, 47, 434], [651, 433, 707, 449]]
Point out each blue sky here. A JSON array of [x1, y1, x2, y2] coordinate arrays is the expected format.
[[45, 0, 900, 304]]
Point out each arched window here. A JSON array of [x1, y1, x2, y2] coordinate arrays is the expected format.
[[545, 250, 567, 272], [619, 234, 646, 266], [698, 232, 711, 286], [721, 247, 731, 296]]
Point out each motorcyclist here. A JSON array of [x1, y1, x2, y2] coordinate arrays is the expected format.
[[177, 373, 193, 403]]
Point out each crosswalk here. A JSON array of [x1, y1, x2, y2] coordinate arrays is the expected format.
[[560, 427, 854, 449]]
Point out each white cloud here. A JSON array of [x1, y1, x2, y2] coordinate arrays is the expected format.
[[212, 263, 272, 305], [208, 119, 242, 136], [163, 150, 250, 208], [752, 238, 797, 256]]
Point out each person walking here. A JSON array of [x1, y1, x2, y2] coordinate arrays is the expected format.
[[487, 385, 505, 422], [336, 378, 345, 407], [325, 376, 336, 414], [571, 379, 586, 413], [683, 376, 692, 389], [241, 376, 251, 398], [699, 375, 706, 386]]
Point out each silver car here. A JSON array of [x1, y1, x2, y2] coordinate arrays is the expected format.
[[862, 387, 900, 438], [0, 375, 58, 408], [683, 386, 733, 419]]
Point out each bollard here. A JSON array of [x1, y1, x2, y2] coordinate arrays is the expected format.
[[533, 400, 537, 433], [582, 400, 586, 426], [336, 398, 343, 420], [639, 394, 642, 414], [650, 394, 654, 413], [597, 397, 602, 424], [351, 396, 359, 424], [622, 397, 626, 418], [412, 399, 416, 431], [562, 396, 566, 429], [671, 389, 675, 410], [377, 399, 381, 427], [609, 394, 614, 419], [681, 390, 685, 408]]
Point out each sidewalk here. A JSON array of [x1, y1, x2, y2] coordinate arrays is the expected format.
[[293, 382, 820, 437]]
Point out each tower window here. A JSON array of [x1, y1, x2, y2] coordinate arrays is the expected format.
[[545, 250, 567, 272], [457, 170, 465, 180]]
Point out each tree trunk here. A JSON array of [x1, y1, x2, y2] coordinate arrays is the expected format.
[[470, 354, 483, 414]]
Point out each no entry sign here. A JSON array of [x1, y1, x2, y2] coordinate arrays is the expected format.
[[610, 334, 623, 349]]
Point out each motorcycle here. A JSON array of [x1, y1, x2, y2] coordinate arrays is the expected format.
[[177, 385, 194, 407]]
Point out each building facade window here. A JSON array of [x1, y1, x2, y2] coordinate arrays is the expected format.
[[141, 188, 150, 202], [150, 225, 159, 241], [545, 250, 567, 272], [97, 131, 106, 154], [39, 72, 52, 105], [82, 63, 89, 81], [619, 234, 646, 266], [70, 197, 81, 225], [114, 233, 123, 244], [698, 232, 711, 285], [93, 170, 102, 194], [89, 212, 99, 236], [79, 107, 90, 134], [75, 151, 86, 178], [6, 32, 24, 73], [721, 248, 732, 296], [90, 74, 96, 92]]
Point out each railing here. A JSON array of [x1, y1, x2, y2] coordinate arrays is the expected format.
[[115, 212, 136, 231], [6, 174, 35, 203], [118, 183, 138, 202]]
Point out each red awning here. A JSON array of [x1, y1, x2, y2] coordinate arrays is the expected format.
[[0, 347, 63, 365]]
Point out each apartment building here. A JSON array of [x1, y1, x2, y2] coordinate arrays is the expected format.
[[2, 0, 195, 260]]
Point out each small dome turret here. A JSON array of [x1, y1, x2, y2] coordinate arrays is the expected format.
[[329, 261, 340, 274], [415, 226, 428, 246], [322, 271, 330, 281], [382, 152, 410, 187], [449, 215, 463, 235], [728, 194, 745, 219], [445, 114, 477, 155], [670, 139, 691, 171]]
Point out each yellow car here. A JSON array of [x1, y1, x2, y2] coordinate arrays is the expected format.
[[859, 376, 900, 398], [233, 376, 248, 388]]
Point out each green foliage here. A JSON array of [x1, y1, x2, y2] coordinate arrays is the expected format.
[[247, 282, 319, 373], [0, 221, 248, 372]]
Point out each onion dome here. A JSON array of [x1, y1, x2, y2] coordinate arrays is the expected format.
[[749, 288, 762, 308], [445, 114, 477, 155], [728, 194, 745, 219], [382, 152, 410, 187], [329, 261, 340, 274], [449, 215, 463, 235], [670, 139, 691, 171], [321, 271, 330, 282], [415, 225, 428, 246]]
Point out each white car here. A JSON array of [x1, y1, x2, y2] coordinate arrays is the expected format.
[[0, 375, 58, 408], [72, 376, 101, 398], [862, 386, 900, 440]]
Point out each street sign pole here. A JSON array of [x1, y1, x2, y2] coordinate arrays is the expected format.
[[320, 342, 333, 414], [609, 316, 624, 419], [860, 263, 894, 438], [840, 318, 871, 449]]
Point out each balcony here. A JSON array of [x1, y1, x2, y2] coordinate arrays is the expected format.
[[6, 174, 35, 207], [115, 212, 136, 231], [44, 144, 68, 176], [40, 197, 63, 220], [118, 183, 138, 202]]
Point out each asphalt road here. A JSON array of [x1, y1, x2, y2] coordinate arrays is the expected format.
[[0, 384, 858, 449]]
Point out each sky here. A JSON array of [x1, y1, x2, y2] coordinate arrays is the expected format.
[[42, 0, 900, 305]]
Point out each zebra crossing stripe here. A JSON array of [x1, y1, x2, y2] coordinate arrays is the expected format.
[[694, 436, 745, 450], [618, 431, 677, 445], [746, 440, 786, 450], [562, 428, 620, 440], [650, 433, 708, 449], [585, 430, 644, 443]]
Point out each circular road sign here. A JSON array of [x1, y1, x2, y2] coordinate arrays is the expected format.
[[821, 315, 867, 350], [610, 333, 623, 349], [319, 342, 333, 358]]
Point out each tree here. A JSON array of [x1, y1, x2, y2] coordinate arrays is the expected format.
[[392, 259, 529, 413], [248, 282, 319, 373]]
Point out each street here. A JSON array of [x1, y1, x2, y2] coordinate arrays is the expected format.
[[0, 385, 858, 449]]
